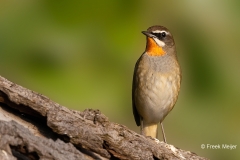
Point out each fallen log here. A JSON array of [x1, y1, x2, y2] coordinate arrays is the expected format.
[[0, 75, 207, 160]]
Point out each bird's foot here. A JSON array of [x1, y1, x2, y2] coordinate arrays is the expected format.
[[154, 138, 160, 144]]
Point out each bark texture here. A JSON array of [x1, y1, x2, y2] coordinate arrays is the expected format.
[[0, 75, 208, 160]]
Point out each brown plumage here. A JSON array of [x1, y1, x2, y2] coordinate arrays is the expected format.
[[132, 25, 181, 143]]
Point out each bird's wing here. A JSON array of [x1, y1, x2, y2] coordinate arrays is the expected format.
[[132, 56, 142, 126]]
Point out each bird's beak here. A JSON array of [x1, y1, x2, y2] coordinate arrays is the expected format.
[[142, 31, 155, 38]]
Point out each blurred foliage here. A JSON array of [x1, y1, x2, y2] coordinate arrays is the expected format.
[[0, 0, 240, 159]]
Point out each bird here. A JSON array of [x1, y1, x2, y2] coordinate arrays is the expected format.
[[132, 25, 181, 143]]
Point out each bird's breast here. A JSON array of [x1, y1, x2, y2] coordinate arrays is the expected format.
[[134, 54, 181, 124]]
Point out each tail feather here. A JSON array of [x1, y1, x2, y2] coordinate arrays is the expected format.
[[141, 123, 158, 138]]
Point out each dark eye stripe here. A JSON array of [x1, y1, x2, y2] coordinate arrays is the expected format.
[[152, 32, 166, 39]]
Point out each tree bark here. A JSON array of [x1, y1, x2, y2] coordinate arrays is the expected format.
[[0, 75, 207, 160]]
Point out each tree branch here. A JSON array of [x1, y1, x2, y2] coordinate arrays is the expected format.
[[0, 75, 207, 160]]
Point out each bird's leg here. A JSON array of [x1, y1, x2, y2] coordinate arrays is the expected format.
[[160, 122, 167, 143], [140, 116, 144, 135]]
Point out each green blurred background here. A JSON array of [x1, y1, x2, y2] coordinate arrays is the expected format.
[[0, 0, 240, 159]]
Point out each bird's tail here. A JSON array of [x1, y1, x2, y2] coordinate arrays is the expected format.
[[141, 122, 158, 138]]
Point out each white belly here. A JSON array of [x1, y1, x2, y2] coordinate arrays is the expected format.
[[134, 70, 179, 124]]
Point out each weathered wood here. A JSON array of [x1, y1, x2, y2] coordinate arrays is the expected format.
[[0, 75, 208, 160], [0, 120, 86, 160]]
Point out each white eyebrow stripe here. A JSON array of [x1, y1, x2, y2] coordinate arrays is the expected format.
[[152, 30, 170, 35], [153, 37, 165, 47]]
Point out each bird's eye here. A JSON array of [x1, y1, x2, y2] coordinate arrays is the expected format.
[[152, 31, 167, 39], [161, 32, 166, 37]]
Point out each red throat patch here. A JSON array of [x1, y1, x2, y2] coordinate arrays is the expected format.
[[146, 37, 165, 56]]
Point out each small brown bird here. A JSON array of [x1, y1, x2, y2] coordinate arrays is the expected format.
[[132, 25, 181, 143]]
